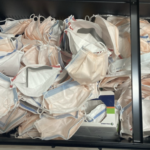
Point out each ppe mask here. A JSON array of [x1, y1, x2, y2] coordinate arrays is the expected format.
[[86, 103, 106, 123], [38, 44, 55, 66], [60, 50, 72, 64], [107, 16, 129, 26], [17, 128, 40, 139], [87, 82, 99, 100], [49, 20, 63, 44], [0, 73, 18, 118], [100, 76, 129, 89], [140, 34, 150, 44], [65, 46, 109, 85], [142, 99, 150, 136], [22, 46, 39, 66], [43, 79, 91, 115], [40, 16, 55, 43], [119, 32, 131, 58], [65, 20, 105, 55], [0, 33, 14, 39], [25, 16, 42, 40], [63, 15, 76, 29], [108, 52, 150, 75], [0, 18, 31, 35], [140, 38, 150, 54], [51, 69, 69, 88], [0, 38, 15, 53], [115, 85, 132, 121], [0, 107, 27, 134], [94, 15, 119, 57], [21, 35, 38, 52], [10, 65, 61, 97], [49, 47, 64, 68], [19, 93, 42, 108], [18, 114, 39, 136], [19, 100, 41, 114], [120, 111, 132, 137], [34, 111, 84, 140], [140, 24, 150, 37], [0, 45, 24, 77]]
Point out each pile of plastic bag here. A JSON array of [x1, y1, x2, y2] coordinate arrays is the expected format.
[[0, 14, 150, 140]]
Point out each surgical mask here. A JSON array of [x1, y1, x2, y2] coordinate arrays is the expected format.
[[38, 44, 55, 66], [100, 76, 129, 89], [142, 99, 150, 136], [119, 32, 131, 58], [0, 73, 18, 118], [18, 114, 39, 136], [0, 18, 31, 35], [107, 16, 129, 27], [65, 45, 109, 85], [86, 104, 106, 123], [49, 47, 64, 68], [65, 20, 105, 55], [22, 46, 39, 66], [0, 107, 27, 134], [40, 16, 55, 43], [94, 15, 119, 57], [0, 45, 24, 77], [87, 82, 99, 100], [25, 16, 42, 41], [34, 111, 84, 140], [17, 128, 40, 139], [0, 33, 14, 39], [51, 69, 69, 88], [63, 15, 76, 29], [108, 52, 150, 75], [140, 38, 150, 54], [21, 35, 38, 52], [115, 85, 132, 121], [10, 65, 61, 97], [140, 24, 150, 37], [0, 38, 15, 53], [43, 79, 91, 115], [19, 93, 42, 108], [49, 20, 63, 44], [120, 111, 132, 137]]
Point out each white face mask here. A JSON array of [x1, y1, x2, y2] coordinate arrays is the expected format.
[[120, 111, 132, 138], [41, 17, 56, 43], [18, 114, 39, 136], [38, 44, 55, 66], [108, 52, 150, 75], [49, 20, 63, 43], [17, 128, 40, 139], [0, 33, 14, 39], [34, 111, 84, 140], [0, 73, 18, 118], [87, 82, 99, 100], [22, 46, 39, 66], [0, 107, 27, 134], [0, 18, 31, 35], [10, 64, 61, 97], [0, 37, 15, 53], [43, 79, 91, 115], [19, 93, 42, 108], [94, 15, 119, 57], [65, 20, 105, 55], [0, 45, 24, 77], [65, 46, 109, 85]]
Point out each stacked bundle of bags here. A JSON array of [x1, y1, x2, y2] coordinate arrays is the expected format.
[[0, 14, 149, 140]]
